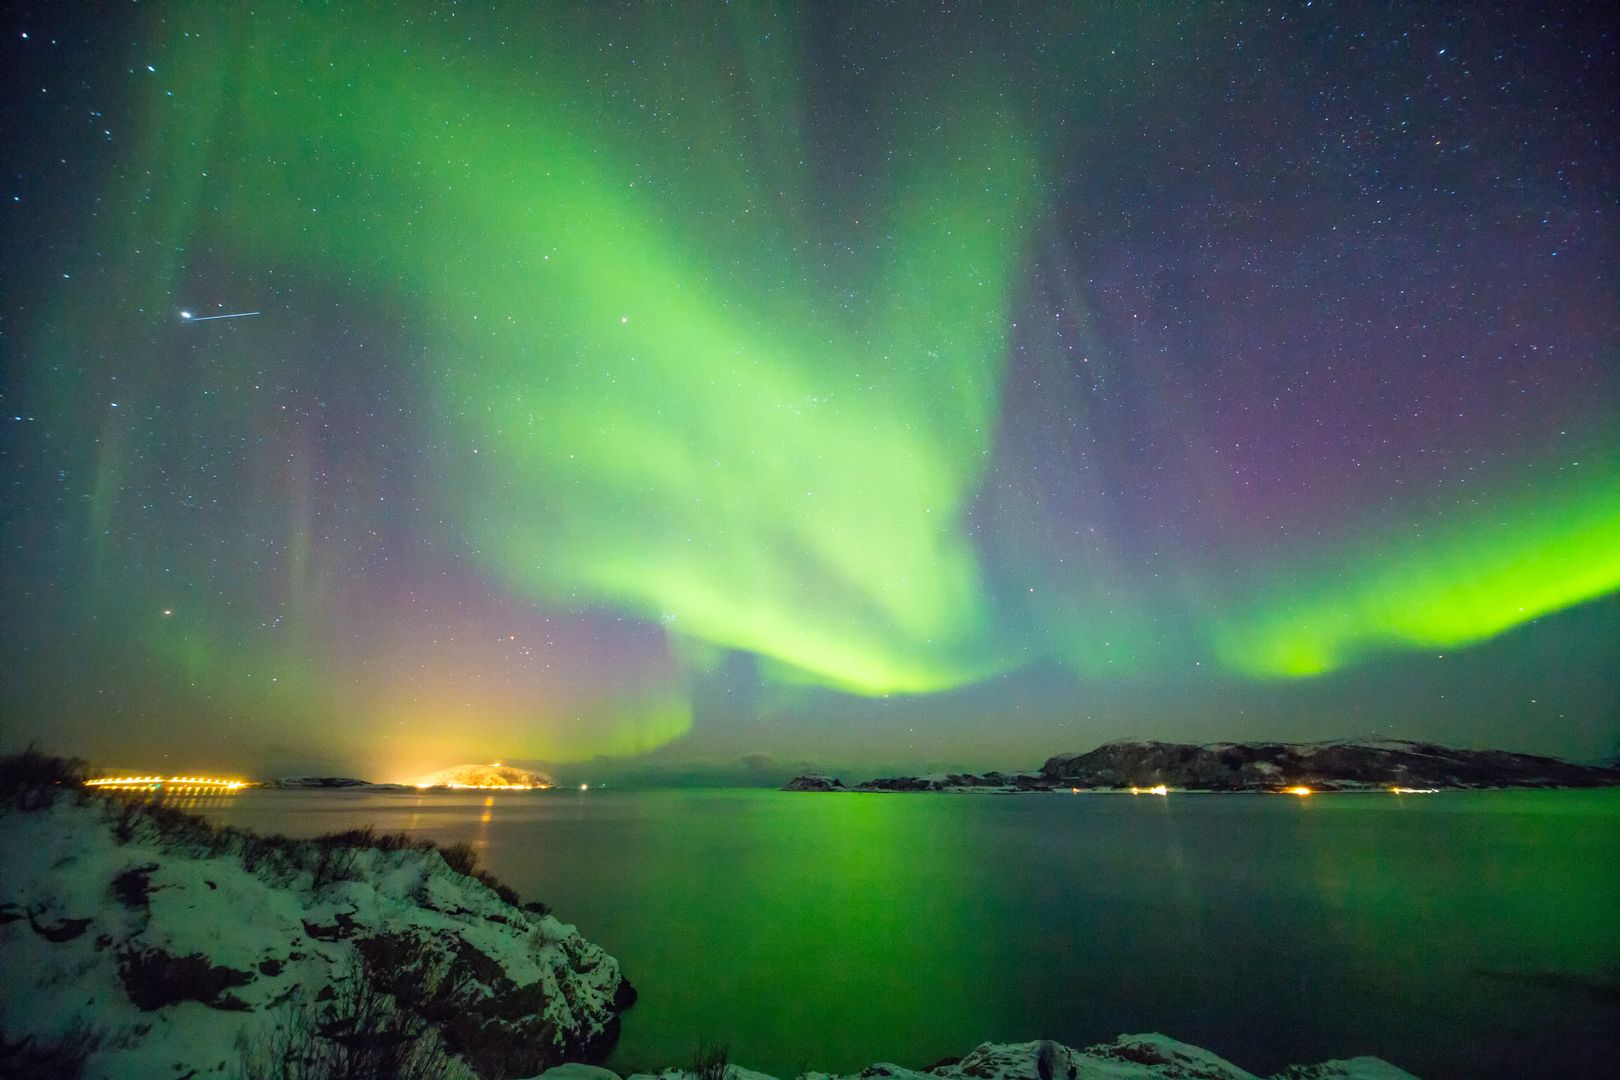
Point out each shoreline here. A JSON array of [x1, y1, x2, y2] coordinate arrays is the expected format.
[[13, 750, 1618, 1078], [2, 778, 1424, 1080]]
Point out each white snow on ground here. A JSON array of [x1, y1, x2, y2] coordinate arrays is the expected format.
[[1, 790, 626, 1078]]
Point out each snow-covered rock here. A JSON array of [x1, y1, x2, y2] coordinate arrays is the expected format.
[[538, 1065, 629, 1080], [609, 1036, 1417, 1080], [1269, 1058, 1420, 1080], [0, 786, 631, 1078]]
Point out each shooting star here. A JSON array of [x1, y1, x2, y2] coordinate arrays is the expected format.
[[180, 310, 261, 322]]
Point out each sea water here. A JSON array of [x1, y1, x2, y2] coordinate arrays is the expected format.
[[198, 788, 1620, 1080]]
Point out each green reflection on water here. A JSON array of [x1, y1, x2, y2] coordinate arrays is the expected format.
[[197, 788, 1620, 1080]]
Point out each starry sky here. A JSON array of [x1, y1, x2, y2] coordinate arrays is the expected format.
[[2, 2, 1616, 782]]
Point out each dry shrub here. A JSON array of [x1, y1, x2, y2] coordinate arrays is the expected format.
[[0, 746, 88, 810], [438, 841, 479, 876], [237, 959, 458, 1080]]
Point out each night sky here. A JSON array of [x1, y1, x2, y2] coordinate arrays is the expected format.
[[2, 2, 1616, 782]]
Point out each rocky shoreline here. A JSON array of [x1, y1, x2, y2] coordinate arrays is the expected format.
[[3, 752, 1429, 1079], [784, 738, 1620, 794], [1, 755, 632, 1078]]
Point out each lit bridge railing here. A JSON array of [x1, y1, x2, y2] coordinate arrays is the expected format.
[[86, 775, 246, 792]]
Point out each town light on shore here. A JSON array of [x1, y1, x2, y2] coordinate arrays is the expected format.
[[1284, 785, 1313, 796]]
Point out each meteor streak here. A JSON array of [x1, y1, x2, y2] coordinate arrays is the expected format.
[[180, 310, 260, 322]]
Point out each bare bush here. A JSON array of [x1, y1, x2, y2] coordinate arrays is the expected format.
[[0, 746, 88, 807], [438, 841, 479, 876], [692, 1040, 730, 1080], [472, 869, 521, 907], [310, 844, 362, 890], [110, 798, 147, 844], [237, 960, 459, 1080]]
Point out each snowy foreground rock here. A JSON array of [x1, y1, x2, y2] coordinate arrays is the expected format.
[[0, 786, 632, 1078], [543, 1036, 1417, 1080]]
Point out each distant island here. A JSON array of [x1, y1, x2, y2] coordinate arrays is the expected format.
[[784, 739, 1620, 794], [264, 775, 415, 790]]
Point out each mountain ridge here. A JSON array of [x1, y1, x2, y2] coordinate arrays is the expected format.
[[784, 738, 1620, 793]]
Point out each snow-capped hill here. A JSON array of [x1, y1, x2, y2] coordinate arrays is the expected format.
[[1038, 739, 1620, 791], [1, 786, 631, 1078], [602, 1034, 1416, 1080], [409, 763, 554, 789]]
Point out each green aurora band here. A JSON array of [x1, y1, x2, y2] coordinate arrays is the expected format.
[[1205, 450, 1620, 678], [21, 2, 1619, 761], [153, 3, 1039, 695]]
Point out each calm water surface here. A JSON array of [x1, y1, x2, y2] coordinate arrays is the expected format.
[[198, 788, 1620, 1080]]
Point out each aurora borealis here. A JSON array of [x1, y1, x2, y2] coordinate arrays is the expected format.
[[2, 2, 1616, 778]]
